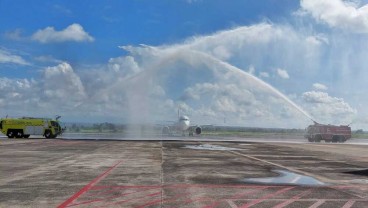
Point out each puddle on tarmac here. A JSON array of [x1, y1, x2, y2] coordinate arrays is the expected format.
[[350, 179, 368, 184], [243, 170, 326, 186], [183, 144, 241, 151]]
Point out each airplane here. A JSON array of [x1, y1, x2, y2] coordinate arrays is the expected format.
[[161, 111, 202, 137]]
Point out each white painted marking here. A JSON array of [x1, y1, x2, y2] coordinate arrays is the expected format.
[[309, 200, 325, 208], [183, 144, 241, 151], [342, 200, 355, 208], [291, 175, 302, 184], [227, 200, 239, 208]]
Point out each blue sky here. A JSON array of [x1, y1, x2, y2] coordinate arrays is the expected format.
[[0, 0, 299, 69], [1, 0, 368, 128]]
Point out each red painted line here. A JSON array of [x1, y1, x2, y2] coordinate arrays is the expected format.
[[328, 185, 367, 199], [86, 186, 158, 197], [153, 194, 193, 207], [183, 197, 213, 205], [147, 192, 161, 197], [90, 185, 162, 190], [183, 187, 267, 206], [57, 160, 123, 208], [134, 199, 164, 208], [66, 199, 102, 207], [230, 187, 269, 200], [308, 200, 325, 208], [133, 192, 166, 208], [202, 187, 268, 208], [68, 187, 160, 207], [342, 200, 356, 208], [116, 188, 162, 202], [239, 186, 295, 208], [101, 190, 162, 207], [272, 189, 312, 208]]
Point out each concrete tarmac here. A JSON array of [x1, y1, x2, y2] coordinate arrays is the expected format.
[[1, 136, 368, 207]]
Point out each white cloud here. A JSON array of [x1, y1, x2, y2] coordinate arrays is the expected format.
[[301, 0, 368, 33], [303, 91, 335, 103], [0, 77, 38, 115], [4, 29, 24, 41], [0, 62, 90, 118], [43, 62, 86, 102], [107, 56, 141, 76], [259, 72, 270, 78], [302, 91, 356, 124], [313, 83, 328, 91], [276, 68, 290, 79], [0, 48, 29, 65], [53, 4, 72, 16], [31, 23, 94, 43], [34, 55, 62, 64]]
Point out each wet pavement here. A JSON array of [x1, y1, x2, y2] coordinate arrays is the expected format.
[[242, 169, 326, 186], [1, 137, 368, 207]]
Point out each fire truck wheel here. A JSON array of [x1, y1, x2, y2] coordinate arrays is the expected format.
[[7, 130, 15, 138], [44, 130, 54, 139], [15, 130, 23, 138], [23, 135, 30, 138]]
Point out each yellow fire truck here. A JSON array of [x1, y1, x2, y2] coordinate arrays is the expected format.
[[0, 117, 64, 138]]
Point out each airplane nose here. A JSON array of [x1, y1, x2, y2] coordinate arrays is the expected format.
[[179, 120, 190, 130]]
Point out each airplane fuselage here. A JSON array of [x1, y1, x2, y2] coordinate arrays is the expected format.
[[177, 115, 190, 131], [162, 115, 201, 136]]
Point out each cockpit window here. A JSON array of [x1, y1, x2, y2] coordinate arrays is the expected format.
[[51, 121, 60, 127], [179, 116, 189, 121]]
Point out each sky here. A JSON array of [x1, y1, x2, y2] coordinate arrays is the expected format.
[[1, 0, 368, 129]]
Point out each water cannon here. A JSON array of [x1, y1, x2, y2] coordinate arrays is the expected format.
[[311, 119, 319, 125], [55, 115, 61, 120]]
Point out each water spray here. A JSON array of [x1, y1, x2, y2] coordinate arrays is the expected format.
[[187, 49, 316, 122], [118, 45, 316, 125]]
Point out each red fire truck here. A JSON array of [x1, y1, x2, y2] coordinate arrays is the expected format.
[[304, 122, 351, 143]]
